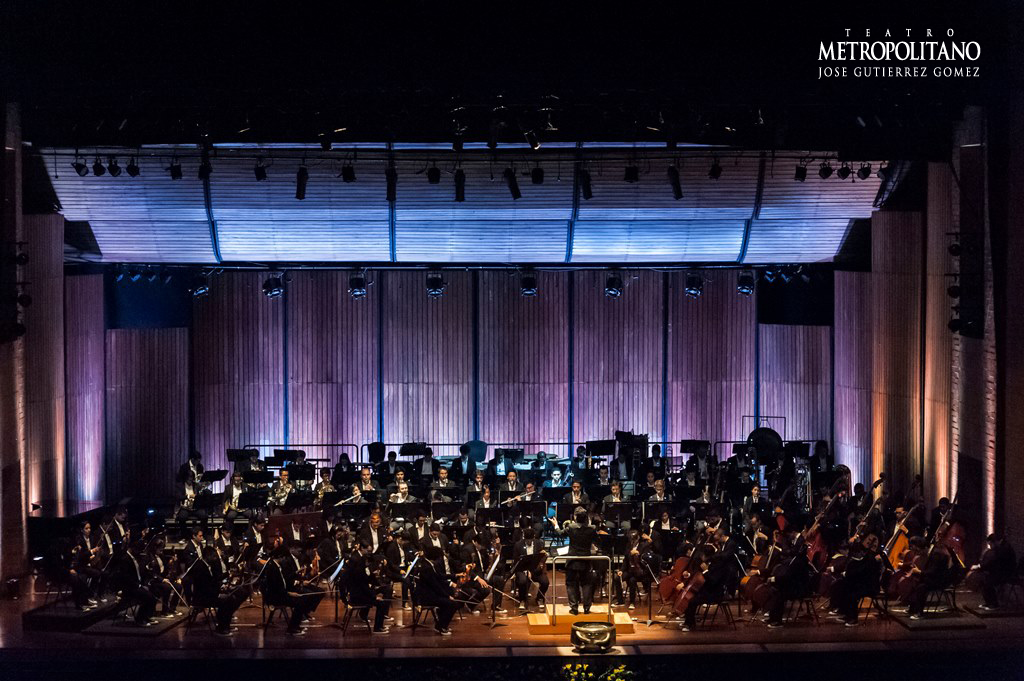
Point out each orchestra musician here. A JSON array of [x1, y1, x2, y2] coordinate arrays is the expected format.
[[47, 533, 95, 612], [486, 449, 511, 481], [407, 510, 432, 546], [192, 546, 248, 636], [269, 469, 294, 514], [413, 447, 441, 483], [357, 512, 391, 555], [450, 444, 478, 483], [115, 539, 159, 627], [261, 536, 316, 636], [388, 480, 417, 504], [513, 527, 548, 611], [415, 545, 459, 635], [313, 468, 335, 508], [74, 520, 106, 601], [358, 466, 381, 492], [679, 527, 739, 632], [543, 468, 566, 488], [685, 443, 713, 482], [386, 468, 410, 495], [342, 540, 391, 634], [432, 466, 456, 491], [176, 452, 210, 524], [459, 532, 498, 612], [384, 531, 417, 610], [475, 485, 497, 510], [503, 470, 524, 494], [467, 470, 487, 494], [596, 465, 612, 487], [144, 535, 181, 617], [550, 508, 603, 615], [317, 524, 348, 579], [826, 532, 883, 626], [976, 533, 1017, 610], [376, 451, 402, 479], [223, 471, 248, 521], [531, 451, 553, 484], [561, 480, 590, 507], [614, 528, 654, 609], [288, 450, 315, 491], [610, 446, 634, 481]]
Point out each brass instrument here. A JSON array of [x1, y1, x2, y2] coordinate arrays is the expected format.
[[314, 480, 335, 507], [269, 480, 293, 507]]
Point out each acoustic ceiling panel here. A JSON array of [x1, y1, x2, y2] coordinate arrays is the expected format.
[[741, 219, 854, 264], [576, 154, 760, 221], [84, 221, 216, 262], [571, 220, 746, 262], [396, 220, 568, 262], [217, 221, 391, 261]]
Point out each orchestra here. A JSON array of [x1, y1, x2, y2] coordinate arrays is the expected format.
[[39, 435, 1010, 641]]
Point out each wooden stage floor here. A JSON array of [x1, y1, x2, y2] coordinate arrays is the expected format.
[[2, 579, 1023, 664]]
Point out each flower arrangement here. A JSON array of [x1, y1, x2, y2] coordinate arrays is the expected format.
[[561, 663, 634, 681]]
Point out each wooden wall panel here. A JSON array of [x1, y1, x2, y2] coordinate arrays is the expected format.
[[64, 274, 105, 504], [193, 272, 284, 479], [759, 324, 831, 443], [478, 271, 569, 458], [287, 270, 379, 464], [572, 270, 663, 446], [834, 271, 873, 487], [667, 270, 756, 460], [105, 329, 188, 501], [22, 214, 65, 511], [871, 211, 923, 494], [924, 164, 954, 505], [381, 271, 473, 457]]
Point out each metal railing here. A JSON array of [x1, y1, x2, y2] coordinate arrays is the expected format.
[[241, 443, 360, 466], [549, 554, 614, 625]]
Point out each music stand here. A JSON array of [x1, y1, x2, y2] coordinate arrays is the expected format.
[[330, 470, 359, 489], [604, 502, 635, 531], [429, 501, 461, 524], [337, 503, 373, 526], [465, 490, 483, 508], [540, 487, 565, 504], [587, 484, 612, 501], [681, 440, 712, 455], [286, 463, 316, 483], [517, 500, 547, 521], [387, 501, 427, 524], [226, 448, 258, 470], [475, 507, 504, 527], [200, 469, 228, 486], [276, 449, 307, 463], [194, 491, 222, 516], [285, 489, 314, 513], [238, 489, 269, 512]]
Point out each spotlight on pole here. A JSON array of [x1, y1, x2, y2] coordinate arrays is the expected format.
[[577, 165, 593, 200], [624, 165, 639, 183], [254, 158, 268, 181], [168, 159, 183, 180], [736, 270, 756, 295], [340, 165, 356, 183], [262, 275, 285, 298], [295, 165, 308, 200], [604, 275, 623, 298], [520, 273, 538, 297], [72, 158, 89, 176], [126, 157, 140, 177], [684, 273, 704, 298], [818, 162, 834, 179], [857, 163, 872, 180], [107, 157, 122, 177], [348, 275, 368, 299], [837, 163, 852, 180], [794, 164, 807, 182], [386, 167, 397, 202], [454, 168, 466, 202], [427, 166, 441, 184], [531, 166, 544, 185], [92, 158, 106, 176], [198, 159, 212, 181], [667, 165, 683, 199], [503, 167, 521, 200], [426, 273, 447, 298]]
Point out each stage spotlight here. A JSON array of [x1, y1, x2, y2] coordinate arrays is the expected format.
[[794, 164, 807, 182], [877, 162, 893, 181], [188, 273, 210, 298], [72, 159, 89, 176], [856, 163, 872, 180], [262, 275, 285, 298], [254, 158, 268, 181], [295, 165, 308, 200], [667, 165, 683, 199], [427, 166, 441, 184], [531, 166, 544, 185], [736, 270, 755, 295], [126, 157, 140, 177], [520, 274, 538, 297], [818, 162, 834, 179], [426, 273, 447, 298], [198, 159, 212, 181], [386, 167, 397, 202], [837, 164, 852, 180], [107, 157, 122, 177], [779, 268, 793, 283], [708, 159, 722, 180], [763, 269, 776, 283], [947, 284, 961, 298], [92, 158, 106, 176], [348, 275, 368, 299], [168, 159, 183, 180], [577, 166, 593, 200], [684, 273, 703, 298], [128, 268, 142, 283], [624, 165, 640, 183], [115, 266, 126, 282], [524, 130, 541, 150], [340, 165, 356, 183], [454, 168, 466, 202], [604, 275, 623, 298], [503, 167, 521, 200]]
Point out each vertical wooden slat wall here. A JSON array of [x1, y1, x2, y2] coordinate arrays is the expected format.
[[22, 214, 65, 511], [924, 164, 954, 505], [759, 324, 831, 442], [478, 271, 569, 457], [64, 274, 105, 504], [193, 272, 284, 476], [381, 271, 473, 457], [286, 270, 379, 461], [572, 270, 663, 445], [105, 329, 188, 500], [871, 211, 923, 493], [667, 270, 756, 459], [834, 271, 873, 487]]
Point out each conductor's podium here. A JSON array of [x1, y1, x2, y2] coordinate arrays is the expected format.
[[526, 604, 635, 635]]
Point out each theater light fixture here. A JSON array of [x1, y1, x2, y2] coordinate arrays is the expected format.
[[504, 167, 521, 200], [386, 166, 397, 202], [262, 275, 285, 298], [818, 162, 834, 180], [72, 157, 89, 176], [524, 130, 541, 150], [340, 164, 356, 183], [668, 165, 683, 199], [707, 158, 722, 180], [857, 163, 872, 180], [794, 164, 807, 182], [624, 165, 639, 183], [92, 157, 106, 176], [188, 273, 210, 298], [426, 273, 447, 298], [295, 165, 308, 200], [198, 158, 212, 181], [837, 163, 852, 180], [454, 168, 466, 202], [531, 166, 544, 185], [577, 165, 593, 200], [254, 158, 268, 181], [684, 273, 704, 298], [168, 158, 183, 180], [348, 275, 368, 299], [427, 166, 441, 185], [126, 157, 140, 177], [736, 270, 756, 295], [520, 273, 538, 297], [604, 275, 623, 298], [107, 157, 122, 177]]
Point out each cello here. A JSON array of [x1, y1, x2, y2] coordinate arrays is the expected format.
[[884, 477, 923, 571], [804, 468, 852, 569]]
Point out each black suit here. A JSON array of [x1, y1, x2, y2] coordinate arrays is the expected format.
[[342, 551, 390, 630], [684, 538, 740, 627], [192, 558, 247, 632], [356, 525, 389, 554], [513, 539, 549, 604], [262, 557, 314, 633], [414, 559, 459, 630], [485, 458, 513, 481], [561, 492, 590, 507], [115, 551, 157, 623], [411, 457, 441, 481], [450, 457, 477, 482]]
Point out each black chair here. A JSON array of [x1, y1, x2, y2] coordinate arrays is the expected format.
[[783, 595, 820, 625], [185, 605, 217, 633]]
